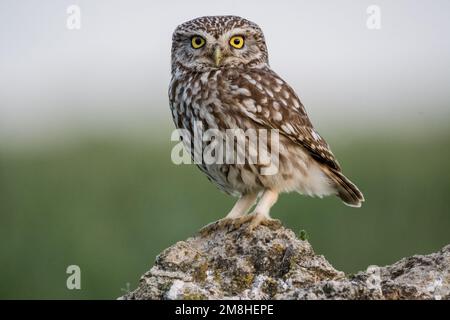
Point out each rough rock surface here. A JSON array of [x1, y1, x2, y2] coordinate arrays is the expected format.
[[120, 221, 450, 300]]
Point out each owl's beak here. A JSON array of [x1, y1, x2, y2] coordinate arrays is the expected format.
[[213, 47, 223, 67]]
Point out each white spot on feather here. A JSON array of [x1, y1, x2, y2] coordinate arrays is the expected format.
[[243, 74, 257, 85], [233, 87, 251, 96], [282, 123, 295, 134], [311, 129, 321, 141], [243, 99, 257, 113], [275, 78, 284, 85], [273, 111, 282, 121], [200, 72, 210, 84], [265, 88, 274, 98]]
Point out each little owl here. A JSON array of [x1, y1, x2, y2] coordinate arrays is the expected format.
[[169, 16, 364, 231]]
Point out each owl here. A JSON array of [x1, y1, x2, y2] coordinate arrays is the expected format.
[[169, 16, 364, 231]]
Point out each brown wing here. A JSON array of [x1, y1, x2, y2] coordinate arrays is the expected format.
[[229, 68, 341, 171]]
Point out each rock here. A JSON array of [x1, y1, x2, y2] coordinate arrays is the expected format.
[[120, 221, 450, 300]]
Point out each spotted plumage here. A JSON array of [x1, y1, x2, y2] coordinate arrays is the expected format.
[[169, 16, 364, 230]]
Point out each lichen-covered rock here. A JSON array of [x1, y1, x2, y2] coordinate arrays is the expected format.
[[120, 221, 450, 300]]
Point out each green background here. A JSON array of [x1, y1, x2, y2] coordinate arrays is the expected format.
[[1, 128, 449, 299]]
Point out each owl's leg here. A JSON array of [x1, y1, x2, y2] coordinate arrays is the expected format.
[[199, 193, 257, 236], [248, 189, 280, 230], [231, 189, 280, 231], [225, 193, 258, 219]]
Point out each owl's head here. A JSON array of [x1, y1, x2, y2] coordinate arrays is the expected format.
[[171, 16, 269, 72]]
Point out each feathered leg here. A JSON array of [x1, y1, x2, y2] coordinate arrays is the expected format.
[[232, 189, 280, 231], [248, 189, 279, 229], [225, 193, 258, 218]]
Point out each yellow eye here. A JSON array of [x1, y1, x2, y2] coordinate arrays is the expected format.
[[229, 35, 244, 49], [191, 36, 206, 49]]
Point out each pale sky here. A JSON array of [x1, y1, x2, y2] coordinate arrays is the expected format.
[[1, 0, 449, 143]]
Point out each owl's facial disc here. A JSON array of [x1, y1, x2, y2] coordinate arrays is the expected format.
[[171, 16, 269, 72]]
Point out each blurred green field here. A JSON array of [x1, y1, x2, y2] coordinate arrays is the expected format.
[[1, 131, 450, 299]]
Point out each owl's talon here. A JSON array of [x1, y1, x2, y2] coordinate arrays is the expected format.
[[199, 214, 282, 236], [248, 217, 263, 231], [229, 215, 255, 231], [260, 218, 282, 229], [247, 215, 281, 231], [198, 218, 233, 236]]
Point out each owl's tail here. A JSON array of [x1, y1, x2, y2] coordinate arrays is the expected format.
[[323, 167, 365, 207]]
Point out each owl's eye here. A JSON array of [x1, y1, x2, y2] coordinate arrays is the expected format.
[[191, 36, 206, 49], [229, 35, 245, 49]]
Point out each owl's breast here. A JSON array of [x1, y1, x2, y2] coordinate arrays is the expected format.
[[169, 69, 251, 132], [168, 68, 336, 197]]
